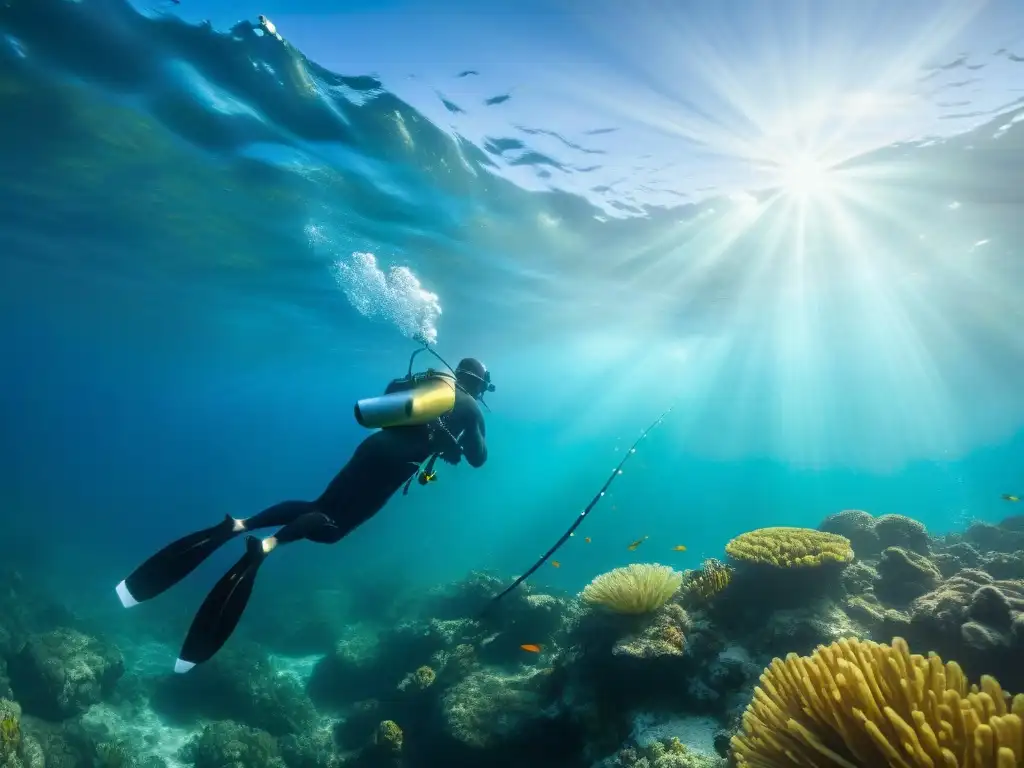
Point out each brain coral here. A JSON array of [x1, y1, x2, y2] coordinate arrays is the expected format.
[[731, 636, 1024, 767], [726, 527, 854, 568], [581, 564, 683, 615]]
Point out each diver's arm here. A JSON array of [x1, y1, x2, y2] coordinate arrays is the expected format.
[[460, 421, 487, 468]]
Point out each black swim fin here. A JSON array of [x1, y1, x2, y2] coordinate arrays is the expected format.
[[173, 535, 267, 673], [116, 515, 240, 608]]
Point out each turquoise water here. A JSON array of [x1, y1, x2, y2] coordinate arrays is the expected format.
[[1, 0, 1023, 627]]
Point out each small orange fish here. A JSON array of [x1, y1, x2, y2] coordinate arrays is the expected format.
[[551, 560, 561, 568], [520, 644, 542, 653], [584, 537, 592, 544], [627, 536, 648, 551], [672, 545, 687, 552]]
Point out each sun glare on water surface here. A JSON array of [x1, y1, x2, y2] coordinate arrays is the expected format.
[[777, 155, 836, 200], [552, 2, 1024, 467]]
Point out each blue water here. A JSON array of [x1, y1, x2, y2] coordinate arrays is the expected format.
[[1, 0, 1023, 623]]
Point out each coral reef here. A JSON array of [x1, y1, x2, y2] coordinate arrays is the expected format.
[[715, 527, 855, 620], [819, 509, 930, 557], [874, 546, 942, 605], [726, 527, 854, 567], [2, 505, 1023, 768], [181, 720, 285, 768], [730, 636, 1023, 766], [679, 560, 733, 605], [149, 644, 316, 736], [441, 668, 549, 749], [8, 628, 125, 721], [582, 565, 684, 615]]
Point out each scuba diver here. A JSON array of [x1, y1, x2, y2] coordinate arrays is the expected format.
[[115, 351, 492, 673]]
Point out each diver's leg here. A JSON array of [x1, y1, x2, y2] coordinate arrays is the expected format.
[[115, 501, 315, 609], [173, 512, 344, 673]]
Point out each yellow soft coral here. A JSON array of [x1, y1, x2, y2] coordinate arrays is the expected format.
[[375, 720, 403, 753], [0, 699, 21, 756], [725, 526, 854, 568], [730, 636, 1024, 767], [681, 558, 733, 603], [414, 665, 435, 688], [582, 564, 683, 615]]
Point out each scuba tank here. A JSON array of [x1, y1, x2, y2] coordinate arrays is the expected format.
[[353, 342, 490, 493], [353, 369, 456, 429]]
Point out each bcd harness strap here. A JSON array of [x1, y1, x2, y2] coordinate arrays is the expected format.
[[402, 419, 463, 496]]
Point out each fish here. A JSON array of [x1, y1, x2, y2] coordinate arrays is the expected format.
[[421, 471, 437, 483], [584, 537, 592, 544], [520, 644, 542, 653], [672, 545, 687, 552], [551, 560, 561, 568], [627, 536, 648, 551], [1002, 494, 1020, 502]]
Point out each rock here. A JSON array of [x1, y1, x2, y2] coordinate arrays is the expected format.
[[873, 515, 929, 555], [967, 585, 1013, 629], [960, 621, 1008, 651], [307, 627, 388, 710], [1000, 516, 1024, 533], [842, 595, 911, 638], [441, 668, 554, 749], [1011, 614, 1024, 646], [8, 628, 124, 720], [747, 602, 864, 659], [874, 548, 942, 605], [181, 721, 284, 768], [941, 543, 982, 568], [423, 571, 510, 620], [908, 571, 1024, 686], [819, 510, 880, 559], [980, 552, 1024, 581], [0, 658, 11, 700], [149, 645, 315, 736], [612, 604, 689, 660], [840, 561, 877, 597], [713, 730, 732, 758], [964, 522, 1024, 554]]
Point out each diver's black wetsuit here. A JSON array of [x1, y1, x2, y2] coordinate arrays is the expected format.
[[237, 387, 487, 546], [116, 384, 487, 672]]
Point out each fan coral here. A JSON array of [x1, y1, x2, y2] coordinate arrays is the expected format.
[[730, 636, 1024, 767], [582, 564, 684, 615], [726, 527, 854, 568]]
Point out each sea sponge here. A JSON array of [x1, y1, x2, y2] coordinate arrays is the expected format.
[[582, 564, 683, 615], [726, 527, 854, 568], [730, 636, 1024, 767]]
